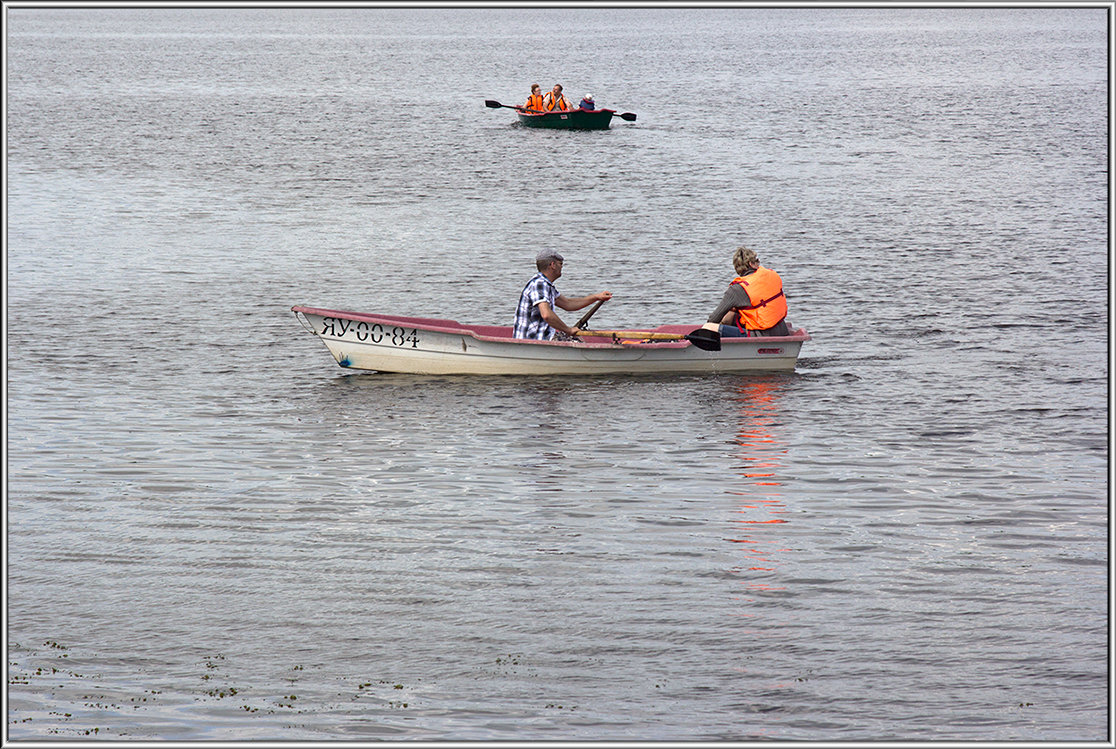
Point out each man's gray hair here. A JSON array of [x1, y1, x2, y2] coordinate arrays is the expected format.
[[536, 251, 564, 271]]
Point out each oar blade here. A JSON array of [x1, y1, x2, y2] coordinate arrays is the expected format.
[[684, 328, 721, 352], [484, 99, 503, 108], [618, 112, 637, 121]]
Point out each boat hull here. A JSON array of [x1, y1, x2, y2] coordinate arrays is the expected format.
[[292, 307, 810, 376], [517, 109, 615, 130]]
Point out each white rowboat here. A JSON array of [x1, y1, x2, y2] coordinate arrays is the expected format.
[[292, 306, 810, 376]]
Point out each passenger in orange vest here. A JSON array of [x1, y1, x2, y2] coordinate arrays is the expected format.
[[699, 246, 790, 338], [543, 84, 571, 112], [523, 83, 545, 112]]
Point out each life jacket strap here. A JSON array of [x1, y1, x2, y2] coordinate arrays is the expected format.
[[739, 290, 785, 310]]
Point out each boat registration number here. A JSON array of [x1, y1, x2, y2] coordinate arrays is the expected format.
[[320, 317, 420, 348]]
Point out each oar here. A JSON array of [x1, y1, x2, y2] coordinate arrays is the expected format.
[[485, 99, 545, 114], [609, 110, 637, 122], [577, 328, 721, 351], [684, 327, 720, 351], [574, 299, 606, 329]]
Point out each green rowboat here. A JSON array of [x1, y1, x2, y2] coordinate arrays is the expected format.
[[517, 108, 616, 130], [485, 99, 636, 130]]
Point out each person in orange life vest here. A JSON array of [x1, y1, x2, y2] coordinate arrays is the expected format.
[[698, 246, 790, 338], [543, 84, 571, 111], [578, 93, 595, 110], [523, 83, 545, 112]]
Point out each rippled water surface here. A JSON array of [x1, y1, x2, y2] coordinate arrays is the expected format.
[[5, 6, 1109, 742]]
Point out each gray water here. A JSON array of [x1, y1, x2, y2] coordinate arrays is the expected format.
[[5, 6, 1109, 742]]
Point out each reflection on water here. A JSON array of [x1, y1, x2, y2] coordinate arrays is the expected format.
[[728, 377, 790, 595]]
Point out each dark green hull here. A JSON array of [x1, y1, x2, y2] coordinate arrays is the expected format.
[[517, 109, 615, 130]]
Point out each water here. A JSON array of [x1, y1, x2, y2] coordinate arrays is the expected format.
[[5, 6, 1109, 742]]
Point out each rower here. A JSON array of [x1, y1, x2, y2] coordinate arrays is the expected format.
[[513, 251, 612, 340], [543, 84, 570, 112]]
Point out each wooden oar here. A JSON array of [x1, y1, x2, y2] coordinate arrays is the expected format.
[[578, 330, 686, 341], [574, 299, 606, 329], [577, 328, 721, 351], [485, 99, 544, 114]]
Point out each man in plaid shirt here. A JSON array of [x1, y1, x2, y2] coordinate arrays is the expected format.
[[513, 251, 612, 340]]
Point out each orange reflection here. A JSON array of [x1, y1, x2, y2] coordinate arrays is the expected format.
[[726, 377, 790, 587]]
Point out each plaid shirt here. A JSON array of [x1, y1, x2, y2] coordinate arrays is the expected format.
[[513, 273, 559, 339]]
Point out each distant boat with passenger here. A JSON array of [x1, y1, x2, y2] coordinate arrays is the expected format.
[[485, 99, 637, 130]]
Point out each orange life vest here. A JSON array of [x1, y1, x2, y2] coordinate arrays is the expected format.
[[731, 267, 788, 332], [545, 92, 569, 111], [524, 93, 544, 111]]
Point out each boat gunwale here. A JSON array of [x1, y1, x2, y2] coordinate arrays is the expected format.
[[291, 305, 811, 350], [516, 107, 617, 118]]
